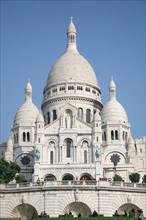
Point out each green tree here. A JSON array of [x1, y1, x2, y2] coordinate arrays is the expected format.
[[142, 174, 146, 183], [0, 159, 20, 183], [129, 172, 140, 183], [15, 175, 27, 183], [113, 174, 123, 181]]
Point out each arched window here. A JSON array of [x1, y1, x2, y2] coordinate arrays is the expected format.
[[52, 87, 57, 93], [78, 108, 83, 120], [111, 130, 114, 140], [65, 139, 72, 158], [53, 110, 57, 121], [84, 150, 87, 163], [16, 133, 19, 143], [50, 151, 53, 164], [77, 86, 83, 90], [123, 131, 125, 141], [14, 134, 16, 144], [104, 131, 106, 141], [115, 130, 118, 140], [60, 86, 65, 91], [86, 109, 91, 123], [27, 132, 30, 142], [125, 132, 128, 141], [68, 85, 74, 90], [44, 115, 46, 126], [23, 132, 26, 142], [85, 87, 90, 92], [47, 112, 50, 124]]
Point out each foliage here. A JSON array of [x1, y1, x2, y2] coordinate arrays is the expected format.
[[31, 217, 134, 220], [0, 159, 20, 183], [129, 172, 140, 183], [15, 175, 27, 183], [142, 174, 146, 183], [113, 174, 122, 181]]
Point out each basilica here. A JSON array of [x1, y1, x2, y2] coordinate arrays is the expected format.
[[0, 19, 145, 183]]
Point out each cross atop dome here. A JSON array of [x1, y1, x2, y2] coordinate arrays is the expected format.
[[25, 80, 32, 101], [109, 78, 116, 100], [67, 17, 77, 52], [70, 16, 74, 23]]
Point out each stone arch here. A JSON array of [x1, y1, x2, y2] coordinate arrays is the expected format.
[[64, 202, 92, 217], [77, 137, 91, 147], [44, 173, 57, 181], [12, 203, 37, 219], [117, 203, 141, 216], [77, 107, 83, 120], [48, 140, 56, 148], [104, 151, 126, 165], [79, 173, 94, 180], [82, 140, 89, 148], [62, 173, 75, 180], [63, 138, 73, 158], [65, 109, 73, 128]]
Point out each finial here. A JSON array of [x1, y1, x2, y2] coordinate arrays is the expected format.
[[111, 75, 113, 81], [70, 16, 73, 23], [28, 78, 30, 83]]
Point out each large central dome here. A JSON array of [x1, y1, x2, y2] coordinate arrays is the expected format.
[[46, 19, 98, 88], [47, 51, 98, 87]]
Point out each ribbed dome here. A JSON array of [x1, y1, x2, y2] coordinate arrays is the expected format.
[[13, 81, 39, 126], [101, 79, 128, 124], [7, 137, 13, 148], [36, 112, 44, 122], [14, 101, 39, 126], [94, 110, 101, 121], [46, 51, 98, 87], [46, 19, 98, 88], [101, 99, 128, 123], [128, 136, 134, 144]]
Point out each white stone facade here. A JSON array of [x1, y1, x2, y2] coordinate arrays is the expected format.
[[0, 19, 146, 185]]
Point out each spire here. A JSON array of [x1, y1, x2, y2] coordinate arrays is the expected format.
[[109, 77, 116, 100], [67, 17, 78, 52], [25, 80, 32, 101]]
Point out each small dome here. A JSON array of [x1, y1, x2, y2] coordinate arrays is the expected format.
[[14, 101, 39, 126], [128, 136, 134, 144], [101, 80, 128, 124], [109, 79, 116, 90], [36, 112, 44, 123], [101, 99, 128, 123], [67, 20, 76, 33], [94, 111, 101, 121], [7, 137, 13, 148], [26, 81, 32, 91], [13, 82, 39, 126]]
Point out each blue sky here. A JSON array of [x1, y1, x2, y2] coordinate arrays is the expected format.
[[0, 0, 145, 142]]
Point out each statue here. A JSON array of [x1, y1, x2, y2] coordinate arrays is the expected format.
[[34, 148, 40, 161], [66, 114, 71, 128], [95, 145, 100, 158]]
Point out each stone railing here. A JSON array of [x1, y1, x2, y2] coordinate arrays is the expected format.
[[0, 180, 146, 190]]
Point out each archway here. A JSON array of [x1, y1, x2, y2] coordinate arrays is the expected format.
[[63, 138, 73, 158], [117, 203, 141, 216], [12, 203, 37, 219], [80, 173, 94, 180], [62, 173, 74, 180], [64, 202, 92, 217], [44, 174, 56, 181]]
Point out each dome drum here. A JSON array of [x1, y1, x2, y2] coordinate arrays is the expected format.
[[42, 82, 102, 111]]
